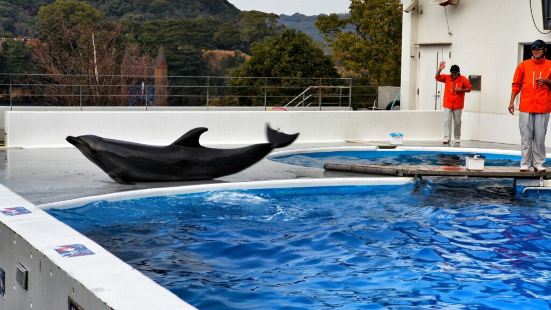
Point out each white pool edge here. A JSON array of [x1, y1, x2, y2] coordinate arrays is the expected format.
[[269, 146, 523, 158], [39, 177, 414, 210]]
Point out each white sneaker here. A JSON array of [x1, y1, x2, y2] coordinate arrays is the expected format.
[[520, 165, 531, 171], [442, 139, 450, 145], [534, 166, 546, 172]]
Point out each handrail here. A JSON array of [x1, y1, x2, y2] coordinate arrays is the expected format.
[[0, 73, 361, 110], [284, 86, 314, 107], [0, 72, 352, 81], [284, 85, 352, 109], [299, 95, 313, 107]]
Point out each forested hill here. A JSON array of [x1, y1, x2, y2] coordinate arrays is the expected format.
[[278, 13, 350, 46], [279, 14, 323, 44], [91, 0, 239, 21], [0, 0, 240, 36]]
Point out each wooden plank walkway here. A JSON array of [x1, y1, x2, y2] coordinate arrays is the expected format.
[[324, 163, 551, 179]]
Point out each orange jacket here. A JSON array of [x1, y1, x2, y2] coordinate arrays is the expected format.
[[512, 58, 551, 113], [435, 74, 472, 110]]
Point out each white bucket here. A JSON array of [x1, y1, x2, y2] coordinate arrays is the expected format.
[[466, 155, 485, 171], [389, 133, 404, 145]]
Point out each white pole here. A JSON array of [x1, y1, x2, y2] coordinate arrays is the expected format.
[[92, 33, 99, 84]]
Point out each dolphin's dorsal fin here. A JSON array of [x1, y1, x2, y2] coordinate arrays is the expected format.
[[171, 127, 208, 147]]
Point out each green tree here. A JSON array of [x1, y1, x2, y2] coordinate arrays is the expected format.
[[34, 0, 126, 77], [135, 14, 284, 76], [33, 0, 129, 105], [91, 0, 239, 22], [237, 11, 283, 53], [0, 0, 49, 36], [137, 18, 220, 52], [0, 39, 40, 103], [232, 29, 339, 106], [235, 29, 337, 78], [0, 40, 37, 74], [213, 23, 241, 50], [316, 0, 402, 86], [37, 0, 104, 42], [135, 18, 220, 76]]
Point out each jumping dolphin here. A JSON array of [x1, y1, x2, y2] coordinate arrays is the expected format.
[[66, 124, 299, 184]]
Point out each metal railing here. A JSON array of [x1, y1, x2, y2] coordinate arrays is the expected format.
[[0, 74, 362, 111], [284, 85, 352, 108], [285, 86, 314, 107]]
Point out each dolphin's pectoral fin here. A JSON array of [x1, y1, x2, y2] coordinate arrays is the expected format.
[[171, 127, 208, 148], [266, 124, 299, 148]]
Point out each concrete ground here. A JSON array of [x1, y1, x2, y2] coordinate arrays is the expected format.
[[0, 140, 527, 205]]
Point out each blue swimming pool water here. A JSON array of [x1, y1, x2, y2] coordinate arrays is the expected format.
[[270, 150, 532, 169], [48, 179, 551, 309]]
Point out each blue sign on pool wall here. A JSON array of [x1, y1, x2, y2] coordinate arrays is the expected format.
[[0, 268, 5, 297], [55, 244, 94, 258]]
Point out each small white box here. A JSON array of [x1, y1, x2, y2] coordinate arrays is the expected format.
[[390, 133, 403, 145], [466, 155, 485, 170]]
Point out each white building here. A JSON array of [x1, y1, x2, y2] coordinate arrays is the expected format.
[[400, 0, 551, 144]]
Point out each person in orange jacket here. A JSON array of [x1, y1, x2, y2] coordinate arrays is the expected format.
[[435, 62, 472, 145], [508, 39, 551, 172]]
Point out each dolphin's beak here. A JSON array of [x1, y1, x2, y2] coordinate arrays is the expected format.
[[66, 136, 81, 146]]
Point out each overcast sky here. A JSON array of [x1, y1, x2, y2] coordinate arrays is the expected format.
[[227, 0, 350, 15]]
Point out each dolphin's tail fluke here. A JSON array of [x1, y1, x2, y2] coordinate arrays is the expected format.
[[266, 124, 299, 148]]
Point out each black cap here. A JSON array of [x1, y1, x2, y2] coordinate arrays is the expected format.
[[531, 39, 546, 50], [450, 65, 460, 73]]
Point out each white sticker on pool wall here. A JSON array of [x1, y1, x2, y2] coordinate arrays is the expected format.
[[55, 244, 94, 258], [0, 207, 31, 216]]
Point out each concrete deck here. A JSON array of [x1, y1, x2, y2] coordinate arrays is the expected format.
[[0, 140, 534, 205]]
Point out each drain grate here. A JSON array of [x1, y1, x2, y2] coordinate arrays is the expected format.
[[0, 268, 5, 296], [16, 263, 28, 290], [68, 297, 84, 310]]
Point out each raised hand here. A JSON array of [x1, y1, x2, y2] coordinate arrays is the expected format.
[[438, 61, 446, 71]]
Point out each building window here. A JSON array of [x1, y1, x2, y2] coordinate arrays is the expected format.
[[522, 43, 551, 60], [543, 0, 551, 29]]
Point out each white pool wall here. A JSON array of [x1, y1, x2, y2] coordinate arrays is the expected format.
[[0, 184, 195, 310], [2, 110, 531, 148], [5, 111, 443, 148], [0, 106, 353, 143]]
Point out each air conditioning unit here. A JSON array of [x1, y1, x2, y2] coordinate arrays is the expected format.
[[439, 0, 459, 6], [404, 0, 421, 13]]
